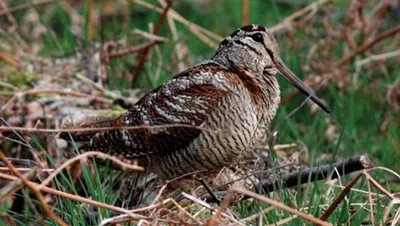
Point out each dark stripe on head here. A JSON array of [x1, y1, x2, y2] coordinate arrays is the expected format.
[[265, 47, 275, 62], [229, 24, 267, 38], [229, 29, 241, 38], [240, 24, 266, 32], [233, 39, 260, 55], [220, 38, 229, 46]]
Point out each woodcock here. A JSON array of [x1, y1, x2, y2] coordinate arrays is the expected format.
[[60, 24, 329, 180]]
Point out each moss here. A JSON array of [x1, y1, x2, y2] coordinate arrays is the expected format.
[[0, 71, 38, 90]]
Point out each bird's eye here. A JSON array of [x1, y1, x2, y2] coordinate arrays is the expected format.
[[251, 33, 263, 42]]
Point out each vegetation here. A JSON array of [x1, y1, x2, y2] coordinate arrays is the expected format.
[[0, 0, 399, 225]]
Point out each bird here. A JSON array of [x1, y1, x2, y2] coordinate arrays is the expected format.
[[60, 24, 329, 180]]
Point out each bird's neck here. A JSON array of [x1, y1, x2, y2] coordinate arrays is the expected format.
[[258, 75, 280, 126]]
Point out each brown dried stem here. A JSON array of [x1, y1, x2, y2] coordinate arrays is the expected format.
[[0, 168, 37, 203], [269, 0, 330, 33], [99, 198, 202, 225], [5, 89, 114, 105], [0, 152, 67, 226], [131, 0, 173, 86], [0, 172, 145, 217], [0, 50, 20, 68], [181, 192, 241, 224], [0, 0, 56, 17], [133, 0, 221, 46], [207, 191, 235, 226], [231, 187, 332, 226], [108, 40, 162, 59], [363, 172, 395, 200], [282, 25, 400, 104], [338, 25, 400, 66], [0, 167, 53, 172], [318, 173, 363, 222], [0, 124, 216, 134], [364, 0, 396, 36], [241, 0, 249, 26], [38, 151, 143, 189]]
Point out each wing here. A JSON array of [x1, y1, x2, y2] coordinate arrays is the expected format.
[[61, 63, 235, 159]]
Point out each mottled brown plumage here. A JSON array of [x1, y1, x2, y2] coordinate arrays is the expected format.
[[60, 25, 329, 179]]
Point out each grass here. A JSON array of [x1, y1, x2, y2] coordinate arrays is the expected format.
[[1, 0, 399, 225]]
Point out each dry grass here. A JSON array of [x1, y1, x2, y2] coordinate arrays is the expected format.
[[0, 0, 399, 225]]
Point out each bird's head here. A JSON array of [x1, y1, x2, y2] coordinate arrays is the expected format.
[[213, 24, 329, 113]]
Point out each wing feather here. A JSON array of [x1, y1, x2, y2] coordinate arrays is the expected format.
[[61, 63, 234, 159]]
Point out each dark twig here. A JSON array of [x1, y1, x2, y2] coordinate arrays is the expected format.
[[199, 178, 220, 205], [200, 155, 369, 202], [131, 0, 173, 86]]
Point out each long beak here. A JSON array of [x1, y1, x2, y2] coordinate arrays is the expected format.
[[275, 58, 330, 113]]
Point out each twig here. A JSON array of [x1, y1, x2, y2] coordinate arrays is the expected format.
[[364, 0, 396, 36], [12, 89, 114, 105], [231, 187, 332, 226], [0, 124, 217, 134], [281, 13, 400, 105], [363, 172, 394, 200], [0, 168, 37, 203], [38, 151, 143, 189], [355, 50, 400, 67], [0, 81, 20, 91], [108, 40, 162, 59], [0, 0, 56, 17], [0, 167, 54, 172], [241, 0, 248, 26], [252, 143, 298, 151], [366, 176, 375, 226], [75, 73, 135, 106], [201, 155, 369, 202], [167, 16, 185, 72], [0, 50, 20, 68], [318, 173, 363, 222], [199, 178, 220, 205], [0, 172, 146, 217], [0, 152, 67, 226], [207, 191, 235, 226], [131, 0, 173, 86], [100, 197, 199, 225], [181, 192, 242, 225], [132, 29, 167, 42], [133, 0, 221, 46], [0, 0, 17, 31], [338, 25, 400, 66], [269, 0, 329, 34], [366, 166, 400, 181], [275, 215, 300, 225]]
